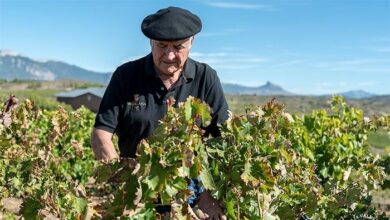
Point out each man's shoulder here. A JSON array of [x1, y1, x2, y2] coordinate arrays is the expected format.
[[188, 57, 218, 79]]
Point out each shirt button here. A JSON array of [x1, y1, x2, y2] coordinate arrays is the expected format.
[[160, 87, 164, 91]]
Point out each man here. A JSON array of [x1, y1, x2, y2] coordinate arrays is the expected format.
[[91, 6, 228, 219]]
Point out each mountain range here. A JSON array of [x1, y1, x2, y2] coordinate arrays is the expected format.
[[335, 90, 375, 99], [0, 50, 378, 99], [0, 50, 111, 84], [222, 81, 293, 96]]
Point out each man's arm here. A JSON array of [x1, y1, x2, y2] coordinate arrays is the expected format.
[[195, 70, 228, 219], [90, 128, 119, 161], [203, 70, 229, 138]]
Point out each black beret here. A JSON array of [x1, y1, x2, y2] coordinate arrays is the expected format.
[[141, 6, 202, 41]]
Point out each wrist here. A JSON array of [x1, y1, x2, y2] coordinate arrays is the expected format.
[[95, 150, 119, 161]]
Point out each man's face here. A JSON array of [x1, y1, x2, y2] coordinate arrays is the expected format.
[[151, 37, 193, 76]]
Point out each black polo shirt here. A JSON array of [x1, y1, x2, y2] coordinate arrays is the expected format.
[[94, 53, 228, 157]]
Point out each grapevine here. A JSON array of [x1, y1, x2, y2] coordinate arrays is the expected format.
[[0, 95, 389, 219]]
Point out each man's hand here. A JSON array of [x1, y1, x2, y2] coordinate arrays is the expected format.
[[196, 191, 226, 220]]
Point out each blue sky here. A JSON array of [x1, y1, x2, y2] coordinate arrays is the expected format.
[[1, 0, 389, 95]]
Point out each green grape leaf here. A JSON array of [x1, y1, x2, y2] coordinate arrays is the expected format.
[[226, 199, 237, 220], [22, 198, 41, 220], [189, 156, 202, 179], [199, 164, 216, 191], [184, 98, 193, 121], [194, 101, 211, 126], [73, 197, 88, 214]]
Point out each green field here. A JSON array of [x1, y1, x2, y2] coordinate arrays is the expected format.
[[369, 128, 390, 148], [226, 94, 390, 116]]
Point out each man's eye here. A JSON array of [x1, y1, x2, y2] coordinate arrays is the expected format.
[[174, 45, 185, 50], [157, 44, 167, 48]]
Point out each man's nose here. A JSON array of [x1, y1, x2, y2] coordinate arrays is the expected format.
[[164, 48, 176, 60]]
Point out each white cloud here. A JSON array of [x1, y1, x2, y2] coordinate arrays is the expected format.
[[374, 47, 390, 52], [373, 37, 390, 42], [313, 82, 346, 94], [337, 82, 348, 86], [239, 57, 268, 63], [357, 81, 377, 87], [0, 50, 19, 57], [214, 64, 258, 69], [368, 36, 390, 52], [191, 51, 268, 70], [205, 2, 272, 10], [190, 52, 228, 58], [312, 80, 379, 94], [337, 58, 389, 66], [198, 27, 251, 38], [311, 58, 390, 73], [274, 60, 305, 67], [328, 67, 390, 73], [316, 82, 332, 87]]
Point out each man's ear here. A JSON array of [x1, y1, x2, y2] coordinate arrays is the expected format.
[[189, 36, 195, 49], [149, 39, 153, 47]]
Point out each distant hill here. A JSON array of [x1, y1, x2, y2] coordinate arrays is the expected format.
[[0, 50, 111, 84], [222, 81, 293, 96], [317, 90, 377, 100], [337, 90, 376, 99], [0, 50, 385, 98]]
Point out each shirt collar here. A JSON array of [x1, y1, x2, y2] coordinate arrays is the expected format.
[[182, 58, 195, 81], [145, 53, 157, 79], [144, 53, 195, 81]]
